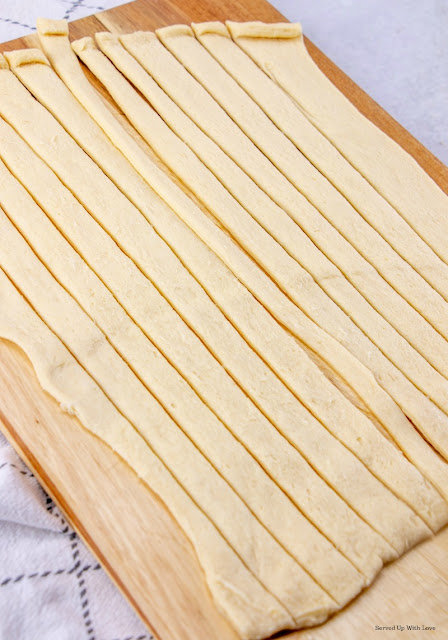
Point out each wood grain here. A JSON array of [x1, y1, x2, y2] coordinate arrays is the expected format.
[[0, 1, 447, 639], [0, 340, 238, 640]]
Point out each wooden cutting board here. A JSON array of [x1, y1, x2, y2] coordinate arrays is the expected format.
[[1, 1, 447, 638]]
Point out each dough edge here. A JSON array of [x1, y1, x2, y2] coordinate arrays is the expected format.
[[226, 21, 302, 40], [4, 48, 50, 68], [192, 22, 231, 38]]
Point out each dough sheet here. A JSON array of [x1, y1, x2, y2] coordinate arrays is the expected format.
[[0, 19, 447, 638]]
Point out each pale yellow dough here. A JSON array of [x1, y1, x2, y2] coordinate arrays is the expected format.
[[0, 21, 446, 638], [159, 25, 448, 354], [6, 49, 437, 555], [0, 267, 295, 640], [227, 21, 448, 267], [0, 206, 336, 625], [94, 32, 448, 458], [55, 34, 448, 506], [129, 28, 448, 387], [0, 81, 396, 579], [66, 34, 448, 502], [0, 156, 368, 605], [192, 22, 448, 308]]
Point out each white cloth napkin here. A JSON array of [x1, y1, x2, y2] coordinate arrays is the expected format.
[[0, 0, 129, 42], [0, 432, 151, 640]]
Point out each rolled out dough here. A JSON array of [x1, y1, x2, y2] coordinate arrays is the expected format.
[[89, 33, 448, 458], [0, 206, 335, 625], [192, 22, 448, 313], [123, 29, 448, 387], [0, 267, 292, 640], [0, 155, 367, 605], [0, 107, 391, 579], [6, 51, 436, 552]]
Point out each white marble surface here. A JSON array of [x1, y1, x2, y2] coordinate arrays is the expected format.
[[271, 0, 448, 166]]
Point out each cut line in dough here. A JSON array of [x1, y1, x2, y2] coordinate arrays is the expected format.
[[192, 22, 448, 307], [8, 50, 440, 551], [0, 266, 295, 640], [89, 32, 448, 458], [59, 30, 448, 503], [0, 109, 393, 579], [227, 21, 448, 267], [0, 155, 368, 606]]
